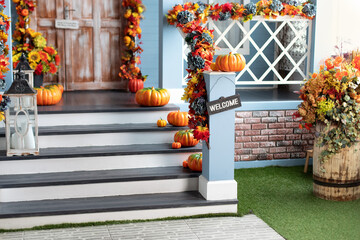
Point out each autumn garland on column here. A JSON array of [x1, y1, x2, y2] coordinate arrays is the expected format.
[[166, 1, 316, 144], [0, 0, 11, 121], [119, 0, 147, 92], [12, 0, 60, 76]]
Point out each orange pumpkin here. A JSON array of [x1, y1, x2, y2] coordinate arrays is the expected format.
[[128, 79, 144, 93], [174, 130, 199, 147], [210, 62, 219, 71], [35, 85, 63, 106], [172, 142, 181, 149], [135, 87, 170, 107], [167, 110, 188, 127], [157, 118, 167, 127], [187, 153, 202, 171], [182, 160, 188, 168], [215, 52, 246, 72], [49, 83, 64, 94]]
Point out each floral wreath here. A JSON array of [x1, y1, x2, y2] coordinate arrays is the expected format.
[[119, 0, 147, 84], [0, 0, 11, 121], [12, 0, 60, 76], [166, 1, 316, 143]]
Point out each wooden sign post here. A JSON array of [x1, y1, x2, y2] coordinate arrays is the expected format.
[[199, 71, 238, 203]]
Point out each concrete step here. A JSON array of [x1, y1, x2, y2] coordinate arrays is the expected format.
[[0, 167, 200, 202], [0, 143, 202, 175], [0, 191, 238, 229]]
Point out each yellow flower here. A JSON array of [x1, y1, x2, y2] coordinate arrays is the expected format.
[[28, 51, 41, 63], [0, 112, 4, 122], [138, 7, 144, 13], [34, 35, 47, 48], [30, 62, 38, 70], [12, 53, 21, 63]]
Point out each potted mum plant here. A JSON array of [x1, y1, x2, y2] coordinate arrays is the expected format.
[[295, 51, 360, 201], [12, 0, 60, 87]]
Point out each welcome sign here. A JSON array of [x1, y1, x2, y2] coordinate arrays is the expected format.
[[206, 95, 241, 115]]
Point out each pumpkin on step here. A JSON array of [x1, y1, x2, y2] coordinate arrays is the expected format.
[[157, 118, 167, 127], [35, 84, 63, 106], [135, 87, 170, 107], [184, 153, 202, 172], [128, 79, 144, 93], [174, 129, 199, 147], [172, 142, 181, 149], [167, 110, 188, 127], [215, 52, 246, 72]]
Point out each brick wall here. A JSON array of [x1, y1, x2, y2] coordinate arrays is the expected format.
[[235, 110, 314, 161]]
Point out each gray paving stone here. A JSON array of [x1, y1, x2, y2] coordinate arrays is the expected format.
[[0, 215, 284, 240]]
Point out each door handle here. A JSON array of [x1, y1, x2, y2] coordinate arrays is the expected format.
[[64, 5, 76, 20]]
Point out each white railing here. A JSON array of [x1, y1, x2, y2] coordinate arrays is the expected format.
[[182, 16, 313, 86]]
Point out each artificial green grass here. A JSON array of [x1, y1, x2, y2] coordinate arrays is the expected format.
[[235, 166, 360, 240]]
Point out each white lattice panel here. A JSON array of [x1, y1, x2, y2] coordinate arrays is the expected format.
[[182, 16, 313, 86]]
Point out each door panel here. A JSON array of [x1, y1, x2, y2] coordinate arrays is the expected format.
[[33, 0, 125, 91]]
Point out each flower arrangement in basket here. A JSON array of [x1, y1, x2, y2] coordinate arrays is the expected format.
[[12, 0, 60, 76], [295, 51, 360, 161]]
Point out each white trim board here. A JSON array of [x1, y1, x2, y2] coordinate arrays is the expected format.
[[235, 158, 311, 169]]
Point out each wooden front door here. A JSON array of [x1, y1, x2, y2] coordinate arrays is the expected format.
[[32, 0, 126, 91]]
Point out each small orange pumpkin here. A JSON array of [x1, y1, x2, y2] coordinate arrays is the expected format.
[[182, 160, 188, 168], [210, 62, 219, 71], [187, 153, 202, 171], [172, 142, 181, 149], [135, 87, 170, 107], [157, 118, 167, 127], [35, 84, 63, 106], [167, 110, 188, 127], [174, 130, 199, 147], [215, 52, 246, 72], [128, 79, 144, 93]]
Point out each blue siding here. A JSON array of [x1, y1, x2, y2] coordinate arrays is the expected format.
[[4, 0, 12, 90], [140, 0, 160, 88]]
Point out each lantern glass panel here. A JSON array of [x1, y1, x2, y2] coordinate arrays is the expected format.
[[7, 95, 37, 152]]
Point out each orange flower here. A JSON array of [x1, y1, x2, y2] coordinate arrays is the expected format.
[[352, 55, 360, 71], [335, 70, 348, 80], [55, 55, 60, 66], [334, 56, 343, 67], [38, 51, 48, 62], [21, 9, 29, 16], [325, 58, 334, 70], [49, 63, 57, 74], [44, 46, 56, 55], [311, 73, 317, 79]]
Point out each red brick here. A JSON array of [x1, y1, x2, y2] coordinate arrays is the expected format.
[[236, 112, 252, 118], [286, 134, 301, 140], [302, 134, 314, 140], [262, 117, 277, 123], [277, 129, 293, 135], [286, 110, 298, 116], [260, 142, 276, 147], [234, 155, 241, 161], [245, 118, 261, 124], [236, 124, 251, 130], [235, 118, 244, 124], [234, 143, 243, 149], [294, 128, 310, 134], [269, 111, 285, 117], [245, 130, 261, 136], [236, 136, 252, 142], [287, 146, 303, 152], [244, 142, 260, 148], [269, 147, 287, 153], [293, 140, 308, 146], [290, 152, 306, 158], [252, 148, 268, 154], [277, 141, 293, 146], [304, 145, 314, 150], [278, 117, 294, 123], [308, 140, 314, 145], [252, 124, 267, 130], [269, 135, 285, 141], [252, 135, 268, 141], [235, 149, 251, 154], [274, 153, 291, 159], [235, 131, 244, 136], [241, 155, 258, 161], [253, 111, 269, 117], [261, 129, 277, 135], [269, 123, 285, 129], [286, 122, 300, 128]]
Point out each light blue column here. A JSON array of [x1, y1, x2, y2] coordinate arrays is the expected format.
[[159, 0, 183, 89], [4, 0, 12, 90], [202, 72, 236, 181]]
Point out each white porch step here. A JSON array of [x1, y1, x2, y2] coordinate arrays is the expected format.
[[0, 167, 200, 202], [0, 143, 201, 175], [0, 192, 238, 229], [37, 104, 179, 126]]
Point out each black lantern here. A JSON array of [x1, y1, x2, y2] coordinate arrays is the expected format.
[[14, 53, 35, 88]]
